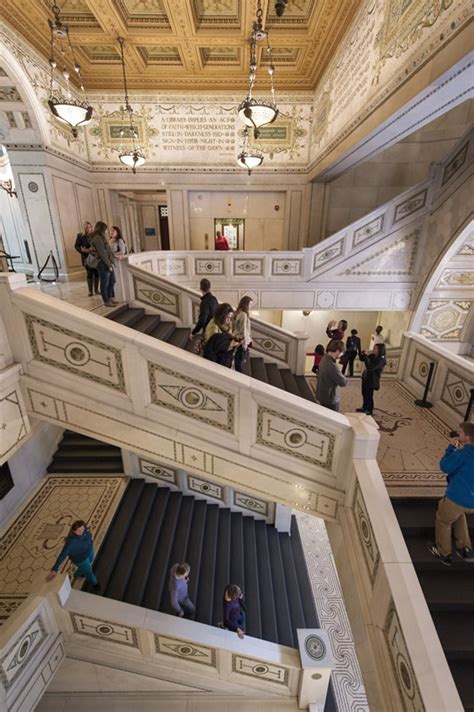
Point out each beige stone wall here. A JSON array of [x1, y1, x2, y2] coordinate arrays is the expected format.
[[319, 100, 474, 239]]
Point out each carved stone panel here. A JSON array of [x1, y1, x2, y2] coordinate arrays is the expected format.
[[187, 474, 223, 501], [155, 634, 216, 667], [441, 141, 469, 186], [384, 603, 425, 711], [24, 314, 125, 392], [250, 331, 289, 363], [156, 257, 187, 276], [312, 237, 345, 273], [70, 612, 139, 648], [0, 388, 28, 463], [434, 269, 474, 290], [232, 654, 289, 687], [0, 614, 47, 688], [352, 484, 380, 586], [233, 491, 268, 517], [409, 350, 438, 391], [139, 458, 177, 485], [271, 258, 302, 276], [256, 406, 335, 471], [195, 258, 225, 275], [233, 258, 264, 276], [440, 369, 473, 417], [148, 362, 235, 432], [352, 214, 385, 248], [132, 275, 180, 318], [338, 230, 419, 277], [393, 188, 428, 224]]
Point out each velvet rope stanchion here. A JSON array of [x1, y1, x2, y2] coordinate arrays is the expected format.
[[464, 388, 474, 423], [414, 361, 435, 409], [37, 250, 59, 283]]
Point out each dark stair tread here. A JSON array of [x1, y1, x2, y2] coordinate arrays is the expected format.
[[110, 307, 145, 328], [242, 517, 262, 639], [105, 304, 128, 320], [104, 484, 157, 601], [290, 516, 319, 628], [417, 570, 474, 608], [405, 537, 474, 571], [167, 327, 191, 349], [52, 446, 121, 458], [279, 533, 306, 637], [448, 660, 474, 709], [393, 499, 474, 532], [280, 369, 300, 397], [267, 526, 294, 648], [185, 500, 208, 603], [160, 497, 195, 614], [250, 357, 268, 384], [133, 315, 162, 334], [141, 491, 183, 610], [48, 460, 123, 473], [195, 505, 219, 625], [431, 611, 474, 655], [150, 321, 176, 342], [123, 488, 170, 606], [230, 512, 245, 593], [60, 433, 115, 447], [295, 375, 316, 402], [90, 479, 145, 592], [264, 363, 285, 390], [254, 520, 278, 643], [212, 509, 231, 626]]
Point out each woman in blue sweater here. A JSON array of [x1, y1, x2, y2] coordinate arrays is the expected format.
[[427, 422, 474, 566], [46, 520, 100, 589]]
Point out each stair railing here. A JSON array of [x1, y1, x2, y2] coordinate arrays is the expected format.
[[0, 576, 335, 710], [116, 260, 309, 374]]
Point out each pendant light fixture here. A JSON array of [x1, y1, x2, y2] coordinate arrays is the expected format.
[[238, 0, 278, 140], [47, 4, 93, 137], [118, 37, 146, 173], [237, 128, 263, 175]]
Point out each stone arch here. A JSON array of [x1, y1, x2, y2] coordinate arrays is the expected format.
[[0, 41, 50, 146], [410, 220, 474, 355]]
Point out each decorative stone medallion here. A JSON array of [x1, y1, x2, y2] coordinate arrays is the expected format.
[[305, 634, 326, 661], [155, 634, 216, 667]]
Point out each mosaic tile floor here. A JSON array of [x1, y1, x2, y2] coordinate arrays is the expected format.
[[309, 377, 451, 493], [0, 475, 127, 624]]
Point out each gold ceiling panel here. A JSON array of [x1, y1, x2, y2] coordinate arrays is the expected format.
[[0, 0, 361, 90]]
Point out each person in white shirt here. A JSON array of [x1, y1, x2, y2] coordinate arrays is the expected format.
[[369, 324, 385, 352], [232, 296, 253, 373]]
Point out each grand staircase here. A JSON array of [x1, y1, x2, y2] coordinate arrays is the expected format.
[[392, 497, 474, 711], [48, 430, 124, 473], [106, 305, 315, 402]]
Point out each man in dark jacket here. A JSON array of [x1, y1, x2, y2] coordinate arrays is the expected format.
[[356, 344, 385, 415], [342, 328, 361, 377], [315, 340, 347, 412], [190, 279, 218, 340], [427, 422, 474, 565]]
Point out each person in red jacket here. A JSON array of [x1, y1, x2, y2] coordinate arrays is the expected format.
[[215, 231, 230, 251]]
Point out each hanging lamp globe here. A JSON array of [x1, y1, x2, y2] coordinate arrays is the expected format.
[[237, 149, 264, 175], [119, 149, 146, 174], [48, 98, 93, 137], [238, 97, 278, 138]]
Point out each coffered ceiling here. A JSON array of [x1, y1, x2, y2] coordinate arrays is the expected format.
[[0, 0, 361, 91]]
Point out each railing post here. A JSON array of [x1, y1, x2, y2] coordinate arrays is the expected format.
[[294, 331, 309, 376], [297, 629, 335, 711]]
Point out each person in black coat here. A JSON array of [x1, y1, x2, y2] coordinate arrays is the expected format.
[[342, 328, 361, 377], [190, 278, 218, 342], [357, 343, 385, 415], [75, 221, 99, 296]]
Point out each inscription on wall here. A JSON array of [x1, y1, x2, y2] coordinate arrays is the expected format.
[[160, 114, 236, 155]]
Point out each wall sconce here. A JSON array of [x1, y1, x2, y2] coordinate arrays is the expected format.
[[274, 204, 280, 211], [302, 310, 312, 317]]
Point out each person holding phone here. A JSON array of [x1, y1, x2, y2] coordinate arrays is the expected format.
[[427, 422, 474, 566]]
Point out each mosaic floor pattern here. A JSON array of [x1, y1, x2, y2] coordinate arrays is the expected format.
[[0, 475, 127, 624], [309, 378, 451, 493]]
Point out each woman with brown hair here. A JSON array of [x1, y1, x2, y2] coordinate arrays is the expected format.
[[46, 520, 99, 590], [203, 303, 240, 367], [108, 225, 128, 257], [232, 295, 253, 373], [90, 220, 116, 306]]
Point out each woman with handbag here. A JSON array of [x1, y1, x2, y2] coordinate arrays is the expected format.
[[89, 221, 117, 306], [74, 221, 99, 296], [203, 303, 240, 367]]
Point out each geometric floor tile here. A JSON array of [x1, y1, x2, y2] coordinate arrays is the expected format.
[[309, 378, 451, 494], [0, 475, 127, 624]]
